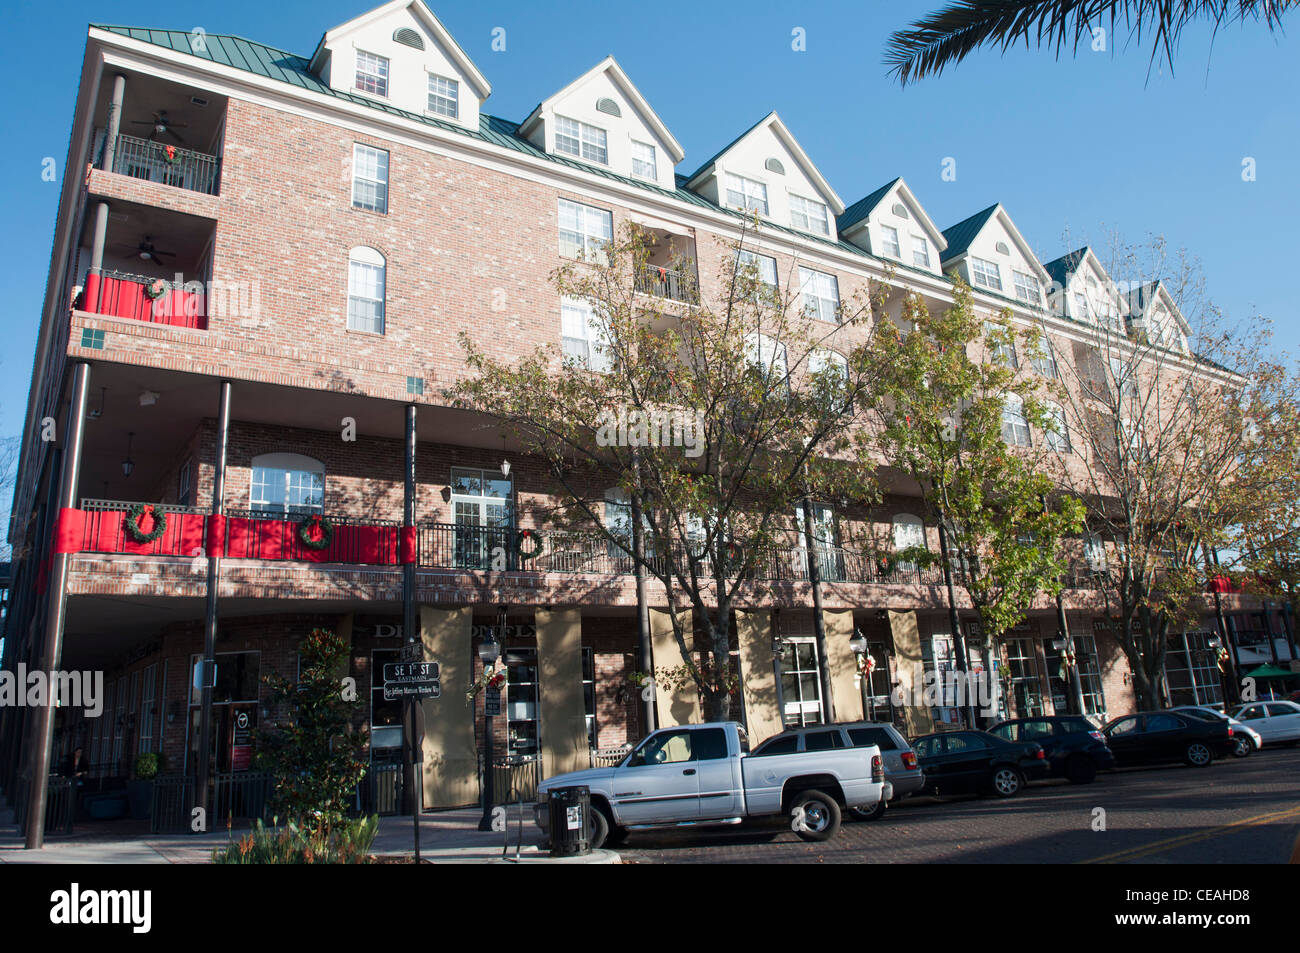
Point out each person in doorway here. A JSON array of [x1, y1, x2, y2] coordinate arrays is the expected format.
[[64, 746, 88, 783]]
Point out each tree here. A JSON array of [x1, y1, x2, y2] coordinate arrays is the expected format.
[[0, 435, 18, 562], [449, 219, 888, 721], [257, 627, 368, 835], [863, 282, 1084, 721], [1039, 234, 1285, 709], [885, 1, 1293, 85]]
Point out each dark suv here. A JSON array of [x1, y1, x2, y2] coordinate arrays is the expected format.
[[988, 715, 1115, 784]]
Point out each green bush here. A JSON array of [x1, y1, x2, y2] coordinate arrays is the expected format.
[[134, 752, 160, 780], [212, 815, 379, 864]]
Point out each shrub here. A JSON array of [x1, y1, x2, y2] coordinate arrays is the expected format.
[[134, 752, 160, 780], [212, 815, 379, 864]]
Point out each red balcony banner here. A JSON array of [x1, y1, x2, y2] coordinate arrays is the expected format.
[[400, 525, 417, 564], [53, 507, 85, 554], [205, 514, 227, 557], [82, 272, 102, 313], [93, 275, 207, 329]]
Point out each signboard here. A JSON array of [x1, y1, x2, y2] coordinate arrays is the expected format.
[[383, 661, 440, 701], [399, 641, 424, 663], [231, 709, 254, 771], [472, 624, 536, 640], [484, 686, 502, 716]]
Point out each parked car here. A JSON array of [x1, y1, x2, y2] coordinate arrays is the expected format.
[[1100, 711, 1236, 767], [911, 729, 1050, 798], [1230, 700, 1300, 746], [750, 721, 923, 820], [1170, 705, 1262, 757], [987, 715, 1116, 783], [534, 721, 887, 848]]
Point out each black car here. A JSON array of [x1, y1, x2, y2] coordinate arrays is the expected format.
[[987, 715, 1116, 784], [1100, 710, 1236, 768], [911, 729, 1051, 798]]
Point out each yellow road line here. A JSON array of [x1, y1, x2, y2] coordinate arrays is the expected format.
[[1080, 804, 1300, 864]]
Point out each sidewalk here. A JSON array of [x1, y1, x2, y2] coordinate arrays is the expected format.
[[0, 802, 619, 864]]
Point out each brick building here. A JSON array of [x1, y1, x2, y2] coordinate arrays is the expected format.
[[3, 2, 1296, 835]]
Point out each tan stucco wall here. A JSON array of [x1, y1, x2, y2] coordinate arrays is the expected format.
[[737, 609, 783, 745], [824, 609, 862, 723], [536, 608, 589, 778], [889, 609, 933, 736], [418, 606, 478, 808], [650, 608, 701, 726]]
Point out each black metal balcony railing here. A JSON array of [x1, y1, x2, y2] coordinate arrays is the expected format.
[[110, 133, 220, 196], [634, 264, 700, 304]]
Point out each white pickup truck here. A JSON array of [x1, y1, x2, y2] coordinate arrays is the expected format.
[[534, 721, 888, 848]]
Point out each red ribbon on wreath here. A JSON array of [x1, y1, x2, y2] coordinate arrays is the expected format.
[[657, 266, 667, 281]]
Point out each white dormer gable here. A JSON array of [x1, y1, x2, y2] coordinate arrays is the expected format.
[[943, 204, 1051, 309], [1044, 247, 1129, 329], [838, 177, 946, 276], [685, 113, 845, 238], [517, 57, 684, 191], [309, 0, 491, 131], [1127, 281, 1191, 353]]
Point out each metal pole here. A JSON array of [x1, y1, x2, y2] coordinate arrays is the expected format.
[[194, 380, 230, 829], [629, 448, 655, 737], [771, 608, 787, 726], [937, 521, 976, 729], [801, 497, 834, 723], [102, 74, 126, 173], [402, 403, 420, 860], [24, 362, 90, 849]]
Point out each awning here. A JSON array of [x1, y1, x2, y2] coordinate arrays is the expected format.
[[1242, 664, 1297, 679]]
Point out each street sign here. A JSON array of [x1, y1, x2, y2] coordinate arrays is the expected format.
[[399, 641, 423, 663], [383, 680, 440, 700], [484, 686, 501, 716], [384, 662, 439, 681]]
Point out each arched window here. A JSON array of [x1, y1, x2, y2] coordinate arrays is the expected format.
[[250, 453, 324, 517], [893, 514, 927, 571], [348, 246, 386, 334]]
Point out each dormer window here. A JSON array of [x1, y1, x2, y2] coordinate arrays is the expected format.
[[555, 116, 608, 164], [912, 236, 931, 268], [631, 141, 657, 181], [880, 225, 902, 258], [725, 173, 769, 215], [790, 194, 830, 235], [355, 50, 389, 97], [970, 256, 1002, 291], [1073, 292, 1090, 319], [1013, 270, 1041, 306], [427, 74, 459, 119]]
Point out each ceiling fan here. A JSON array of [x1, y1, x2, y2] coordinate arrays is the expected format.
[[131, 110, 188, 144], [116, 235, 177, 263]]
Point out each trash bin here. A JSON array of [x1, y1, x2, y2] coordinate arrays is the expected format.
[[547, 785, 591, 857]]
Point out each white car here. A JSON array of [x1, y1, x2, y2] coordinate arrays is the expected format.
[[1230, 700, 1300, 746], [1170, 706, 1262, 757]]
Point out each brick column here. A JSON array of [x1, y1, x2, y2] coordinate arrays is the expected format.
[[823, 609, 862, 723], [888, 610, 933, 736], [650, 608, 700, 727]]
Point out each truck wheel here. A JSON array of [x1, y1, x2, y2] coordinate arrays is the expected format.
[[597, 805, 628, 847], [1184, 742, 1213, 767], [790, 789, 841, 842], [1065, 755, 1097, 784], [587, 806, 609, 850], [849, 797, 887, 822]]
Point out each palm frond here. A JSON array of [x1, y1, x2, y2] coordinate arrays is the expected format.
[[885, 1, 1296, 86]]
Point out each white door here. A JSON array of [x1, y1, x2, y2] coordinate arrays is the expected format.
[[611, 729, 701, 824], [1264, 703, 1300, 741]]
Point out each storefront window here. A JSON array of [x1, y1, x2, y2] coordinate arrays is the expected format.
[[1165, 631, 1224, 706], [1048, 629, 1106, 717], [922, 634, 962, 726], [502, 646, 598, 756], [370, 648, 403, 756], [1006, 638, 1046, 718], [781, 639, 824, 727]]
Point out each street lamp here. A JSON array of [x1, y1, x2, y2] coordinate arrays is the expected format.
[[849, 630, 869, 720], [477, 606, 505, 831]]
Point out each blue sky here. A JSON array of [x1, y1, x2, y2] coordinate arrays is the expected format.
[[1, 0, 1297, 447]]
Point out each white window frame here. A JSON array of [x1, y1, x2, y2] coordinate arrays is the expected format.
[[745, 332, 788, 380], [879, 224, 902, 258], [790, 194, 830, 235], [557, 198, 613, 260], [1001, 394, 1032, 447], [561, 296, 612, 372], [1013, 270, 1041, 305], [250, 453, 325, 517], [554, 115, 608, 164], [351, 143, 389, 213], [912, 235, 931, 268], [631, 140, 657, 181], [725, 173, 769, 215], [798, 267, 840, 323], [1043, 400, 1070, 452], [737, 249, 778, 290], [347, 246, 386, 334], [354, 50, 389, 97], [970, 257, 1002, 291], [808, 348, 848, 385], [427, 73, 459, 119]]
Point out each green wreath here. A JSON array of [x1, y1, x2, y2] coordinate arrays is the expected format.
[[297, 514, 334, 550], [144, 278, 169, 300], [515, 529, 541, 562], [124, 503, 168, 543], [876, 553, 897, 577]]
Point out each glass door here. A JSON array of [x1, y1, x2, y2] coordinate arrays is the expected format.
[[796, 502, 844, 581], [451, 467, 513, 569]]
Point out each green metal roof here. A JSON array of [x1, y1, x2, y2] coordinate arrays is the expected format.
[[939, 203, 999, 262], [836, 177, 900, 234], [683, 112, 771, 185], [1042, 246, 1090, 288]]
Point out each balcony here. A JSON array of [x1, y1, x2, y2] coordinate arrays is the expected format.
[[106, 133, 220, 196], [634, 264, 699, 304], [80, 270, 207, 330]]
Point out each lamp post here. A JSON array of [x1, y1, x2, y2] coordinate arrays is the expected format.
[[477, 607, 505, 831]]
